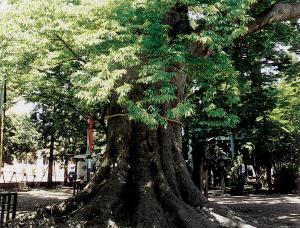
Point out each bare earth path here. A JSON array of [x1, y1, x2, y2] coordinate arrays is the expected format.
[[16, 187, 73, 216], [14, 188, 300, 227], [209, 191, 300, 228]]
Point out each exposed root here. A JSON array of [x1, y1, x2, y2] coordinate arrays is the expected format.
[[49, 165, 110, 216], [14, 120, 219, 228], [152, 156, 216, 228], [172, 124, 208, 207], [135, 178, 169, 228], [71, 178, 126, 226]]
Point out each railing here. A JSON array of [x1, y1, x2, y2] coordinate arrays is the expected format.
[[0, 193, 17, 227]]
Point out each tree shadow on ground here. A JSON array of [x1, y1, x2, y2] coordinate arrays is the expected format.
[[16, 188, 72, 214], [209, 191, 300, 227]]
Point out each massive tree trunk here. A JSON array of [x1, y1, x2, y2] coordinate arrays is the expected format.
[[49, 107, 214, 227], [48, 6, 214, 225]]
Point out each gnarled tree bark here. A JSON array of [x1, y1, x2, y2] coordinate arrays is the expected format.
[[50, 108, 214, 227]]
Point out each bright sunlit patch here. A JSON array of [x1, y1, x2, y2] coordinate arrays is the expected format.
[[0, 1, 10, 13], [8, 100, 35, 116], [107, 219, 118, 228], [144, 181, 153, 188], [277, 215, 289, 219]]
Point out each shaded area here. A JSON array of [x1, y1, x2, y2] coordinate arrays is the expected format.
[[15, 187, 72, 216], [209, 190, 300, 227]]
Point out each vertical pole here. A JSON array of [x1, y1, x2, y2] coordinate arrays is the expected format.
[[86, 113, 93, 182], [73, 159, 78, 195], [12, 193, 17, 219], [88, 113, 93, 157], [230, 131, 235, 159], [47, 134, 55, 188], [63, 155, 68, 186], [86, 130, 89, 182], [6, 193, 11, 222], [0, 75, 6, 175], [0, 194, 5, 225]]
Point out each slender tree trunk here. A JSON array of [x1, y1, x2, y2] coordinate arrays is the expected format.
[[203, 169, 209, 198], [220, 167, 226, 195], [48, 134, 55, 188], [64, 156, 69, 186], [230, 131, 235, 159], [199, 155, 204, 193], [266, 162, 272, 192], [191, 142, 200, 188], [0, 75, 6, 175], [191, 142, 206, 194]]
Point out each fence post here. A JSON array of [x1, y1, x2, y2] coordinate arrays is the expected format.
[[0, 194, 6, 225], [0, 192, 18, 226], [5, 194, 11, 222], [12, 193, 17, 219]]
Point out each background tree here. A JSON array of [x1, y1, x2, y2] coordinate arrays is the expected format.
[[184, 4, 300, 194], [4, 114, 40, 164], [232, 20, 299, 191], [18, 63, 103, 186]]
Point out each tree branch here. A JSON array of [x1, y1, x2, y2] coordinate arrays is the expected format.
[[54, 34, 87, 65], [190, 3, 300, 57], [30, 91, 83, 115], [53, 58, 81, 66], [247, 3, 300, 35]]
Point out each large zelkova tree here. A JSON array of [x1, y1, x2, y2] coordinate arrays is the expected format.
[[1, 0, 300, 227]]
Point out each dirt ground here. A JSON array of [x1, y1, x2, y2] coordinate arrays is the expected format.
[[13, 188, 300, 227], [209, 191, 300, 228], [16, 187, 73, 216]]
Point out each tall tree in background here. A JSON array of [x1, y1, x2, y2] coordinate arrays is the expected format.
[[19, 65, 91, 187], [4, 114, 40, 164], [0, 0, 299, 226], [233, 20, 299, 191]]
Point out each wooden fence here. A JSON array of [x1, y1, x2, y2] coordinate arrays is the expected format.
[[0, 193, 17, 227]]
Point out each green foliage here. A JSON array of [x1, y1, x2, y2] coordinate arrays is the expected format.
[[0, 0, 267, 128], [272, 64, 300, 134], [0, 0, 299, 171], [230, 21, 300, 176], [182, 3, 299, 184], [4, 114, 40, 162]]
